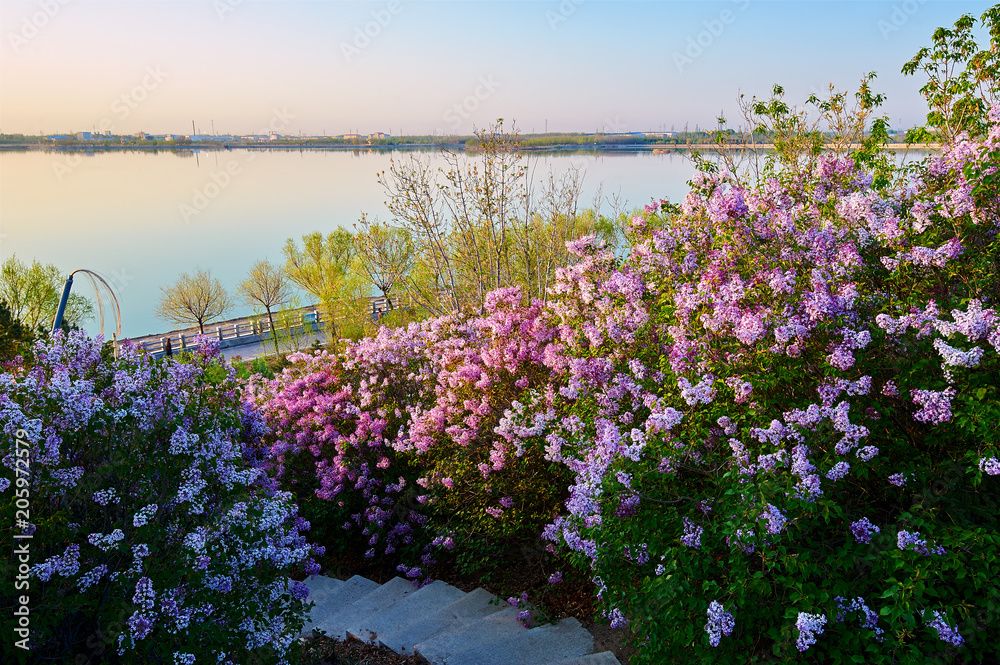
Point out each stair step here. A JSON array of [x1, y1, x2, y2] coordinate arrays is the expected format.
[[300, 575, 379, 637], [319, 576, 415, 640], [349, 580, 466, 649], [437, 617, 595, 665], [300, 575, 342, 604], [376, 587, 507, 655], [550, 651, 622, 665], [413, 606, 529, 664]]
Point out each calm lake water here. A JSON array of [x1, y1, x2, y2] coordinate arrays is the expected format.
[[1, 147, 706, 338]]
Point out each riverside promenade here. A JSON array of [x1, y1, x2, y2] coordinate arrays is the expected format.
[[125, 297, 391, 361]]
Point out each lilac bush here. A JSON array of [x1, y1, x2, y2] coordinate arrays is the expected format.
[[249, 22, 1000, 661], [252, 102, 1000, 660], [1, 331, 321, 663]]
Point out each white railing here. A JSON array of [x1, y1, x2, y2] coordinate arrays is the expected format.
[[135, 296, 398, 356]]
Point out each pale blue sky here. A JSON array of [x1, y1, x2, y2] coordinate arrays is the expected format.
[[0, 0, 993, 136]]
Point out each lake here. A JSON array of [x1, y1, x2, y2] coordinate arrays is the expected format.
[[1, 146, 708, 338]]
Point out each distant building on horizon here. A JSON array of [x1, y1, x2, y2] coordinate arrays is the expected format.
[[75, 131, 92, 140], [342, 133, 362, 140], [368, 132, 389, 139]]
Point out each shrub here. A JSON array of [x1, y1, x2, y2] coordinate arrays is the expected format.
[[250, 288, 573, 580], [1, 332, 322, 664], [537, 108, 1000, 662]]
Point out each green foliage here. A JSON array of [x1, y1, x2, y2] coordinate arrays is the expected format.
[[0, 300, 32, 363], [902, 5, 1000, 142], [0, 256, 93, 332]]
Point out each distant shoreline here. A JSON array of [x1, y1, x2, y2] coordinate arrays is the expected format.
[[0, 142, 936, 153]]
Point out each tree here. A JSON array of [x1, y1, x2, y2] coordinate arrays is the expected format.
[[237, 260, 292, 357], [378, 119, 596, 315], [902, 6, 1000, 142], [283, 229, 355, 342], [0, 255, 93, 331], [354, 214, 414, 311], [0, 299, 32, 362], [156, 269, 232, 334]]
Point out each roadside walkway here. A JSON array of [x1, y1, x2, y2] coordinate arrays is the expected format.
[[125, 298, 390, 360]]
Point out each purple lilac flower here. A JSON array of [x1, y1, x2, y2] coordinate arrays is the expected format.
[[133, 503, 158, 528], [680, 517, 703, 548], [856, 446, 879, 462], [897, 530, 946, 556], [133, 577, 155, 611], [548, 571, 563, 584], [881, 381, 899, 397], [174, 654, 196, 665], [518, 609, 531, 627], [912, 388, 957, 425], [759, 504, 787, 536], [979, 457, 1000, 475], [927, 610, 965, 647], [826, 461, 850, 481], [705, 600, 735, 647], [795, 612, 827, 651], [127, 611, 154, 641], [835, 596, 884, 642], [850, 518, 880, 544], [888, 473, 907, 487], [606, 607, 628, 629]]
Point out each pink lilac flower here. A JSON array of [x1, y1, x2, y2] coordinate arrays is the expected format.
[[926, 610, 964, 647], [850, 518, 880, 544], [795, 612, 827, 651], [705, 600, 735, 647]]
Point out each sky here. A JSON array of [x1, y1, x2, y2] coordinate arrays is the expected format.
[[0, 0, 994, 137]]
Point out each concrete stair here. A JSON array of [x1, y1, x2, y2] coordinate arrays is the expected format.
[[298, 573, 621, 665]]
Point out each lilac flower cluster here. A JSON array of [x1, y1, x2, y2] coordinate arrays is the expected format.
[[849, 517, 880, 544], [897, 530, 946, 556], [2, 331, 321, 661], [704, 600, 735, 647], [926, 610, 965, 647], [680, 517, 703, 548], [835, 596, 884, 642], [239, 99, 1000, 663], [795, 612, 827, 651]]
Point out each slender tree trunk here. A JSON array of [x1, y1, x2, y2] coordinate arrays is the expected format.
[[266, 307, 279, 357]]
